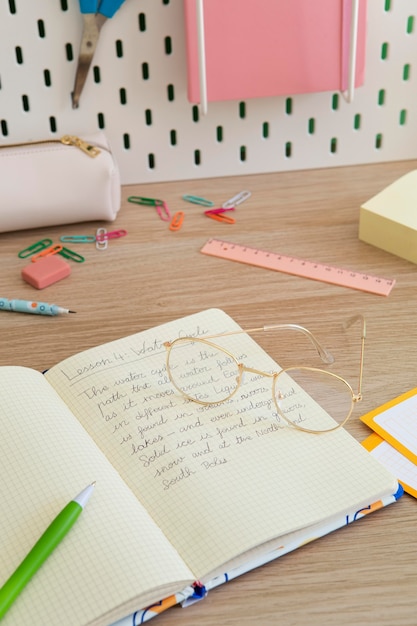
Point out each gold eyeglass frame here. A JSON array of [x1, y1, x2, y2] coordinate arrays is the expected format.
[[163, 315, 365, 434]]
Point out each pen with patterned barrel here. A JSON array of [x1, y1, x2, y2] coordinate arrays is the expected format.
[[0, 298, 76, 315], [0, 482, 95, 619]]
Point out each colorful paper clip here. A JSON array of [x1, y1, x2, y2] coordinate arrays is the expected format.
[[169, 211, 185, 231], [183, 194, 214, 207], [157, 201, 171, 222], [31, 244, 63, 262], [60, 235, 96, 243], [59, 247, 85, 263], [96, 228, 108, 251], [204, 209, 235, 224], [127, 196, 163, 207], [222, 190, 251, 209], [95, 229, 128, 241], [18, 238, 53, 259], [128, 195, 171, 221]]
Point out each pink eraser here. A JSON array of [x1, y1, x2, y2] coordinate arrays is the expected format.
[[22, 255, 71, 289]]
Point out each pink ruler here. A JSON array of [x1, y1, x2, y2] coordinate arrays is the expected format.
[[201, 239, 395, 296]]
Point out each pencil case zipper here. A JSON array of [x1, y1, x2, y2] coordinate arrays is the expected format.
[[0, 135, 105, 158]]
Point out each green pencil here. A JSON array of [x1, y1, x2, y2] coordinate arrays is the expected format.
[[0, 482, 95, 619]]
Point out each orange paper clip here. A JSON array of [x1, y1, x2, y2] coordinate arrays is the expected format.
[[169, 211, 185, 231], [205, 208, 235, 224], [31, 244, 63, 262]]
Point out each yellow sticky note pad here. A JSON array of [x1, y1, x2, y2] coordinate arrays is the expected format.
[[359, 170, 417, 264], [361, 388, 417, 498]]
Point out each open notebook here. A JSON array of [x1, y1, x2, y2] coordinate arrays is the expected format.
[[0, 309, 399, 626]]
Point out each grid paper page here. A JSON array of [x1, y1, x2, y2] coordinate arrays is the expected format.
[[0, 367, 194, 626], [361, 389, 417, 466], [363, 433, 417, 499], [45, 308, 398, 581]]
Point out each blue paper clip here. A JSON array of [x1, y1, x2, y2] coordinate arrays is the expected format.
[[18, 238, 53, 258], [183, 194, 214, 207], [60, 235, 96, 243]]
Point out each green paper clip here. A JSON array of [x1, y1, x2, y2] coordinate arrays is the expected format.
[[59, 247, 85, 263], [127, 196, 164, 206], [182, 195, 214, 207], [60, 235, 96, 243], [18, 238, 53, 258]]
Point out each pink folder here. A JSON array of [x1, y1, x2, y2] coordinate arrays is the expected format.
[[184, 0, 367, 104]]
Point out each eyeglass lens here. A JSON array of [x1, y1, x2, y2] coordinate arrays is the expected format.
[[167, 338, 354, 432]]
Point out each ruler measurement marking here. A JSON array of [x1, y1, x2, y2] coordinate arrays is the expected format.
[[200, 239, 395, 296]]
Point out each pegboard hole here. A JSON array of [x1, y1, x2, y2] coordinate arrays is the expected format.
[[37, 20, 46, 38], [44, 69, 52, 87], [145, 109, 152, 125], [308, 118, 316, 134], [403, 63, 411, 80], [138, 13, 146, 31], [330, 137, 337, 153], [354, 113, 361, 130], [375, 133, 383, 149], [285, 142, 292, 158], [15, 46, 23, 64], [22, 95, 29, 112], [262, 122, 269, 138], [399, 109, 407, 125], [216, 126, 223, 142], [407, 16, 415, 34], [164, 36, 172, 55], [142, 63, 150, 80], [167, 84, 175, 101], [65, 43, 73, 62], [116, 40, 124, 58], [378, 89, 386, 105]]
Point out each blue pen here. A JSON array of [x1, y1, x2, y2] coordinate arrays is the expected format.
[[0, 298, 76, 316]]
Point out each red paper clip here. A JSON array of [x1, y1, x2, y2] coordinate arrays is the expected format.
[[96, 229, 128, 241], [204, 208, 235, 224]]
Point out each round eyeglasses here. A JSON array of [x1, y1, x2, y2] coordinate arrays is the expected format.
[[164, 318, 365, 434]]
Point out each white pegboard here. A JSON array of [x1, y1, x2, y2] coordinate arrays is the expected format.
[[0, 0, 416, 185]]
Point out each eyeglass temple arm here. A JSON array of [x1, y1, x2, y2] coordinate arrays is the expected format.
[[262, 323, 335, 364], [344, 315, 366, 399], [206, 323, 335, 364]]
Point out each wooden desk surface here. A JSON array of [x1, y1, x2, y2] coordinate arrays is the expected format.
[[1, 161, 417, 625]]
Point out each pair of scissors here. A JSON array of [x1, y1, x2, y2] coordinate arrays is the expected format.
[[72, 0, 126, 109]]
